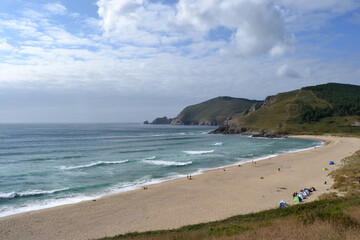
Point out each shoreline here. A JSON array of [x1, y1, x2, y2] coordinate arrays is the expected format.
[[1, 135, 359, 240]]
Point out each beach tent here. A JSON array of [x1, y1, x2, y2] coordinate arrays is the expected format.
[[297, 193, 305, 200], [322, 168, 329, 171], [293, 196, 302, 202], [310, 187, 316, 192], [279, 200, 288, 208], [329, 161, 334, 165], [302, 189, 310, 196], [298, 193, 305, 199]]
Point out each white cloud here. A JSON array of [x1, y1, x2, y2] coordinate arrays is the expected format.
[[97, 0, 145, 35], [0, 18, 39, 37], [44, 3, 67, 15], [45, 26, 97, 46], [277, 0, 359, 13], [275, 0, 360, 31], [176, 0, 291, 57], [277, 64, 302, 78], [97, 0, 291, 57], [97, 0, 178, 45], [0, 39, 14, 52]]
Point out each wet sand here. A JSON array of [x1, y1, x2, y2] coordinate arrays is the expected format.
[[0, 135, 359, 240]]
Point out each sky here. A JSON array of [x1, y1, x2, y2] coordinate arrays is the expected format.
[[0, 0, 360, 123]]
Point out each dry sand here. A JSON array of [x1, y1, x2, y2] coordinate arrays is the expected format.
[[0, 135, 359, 240]]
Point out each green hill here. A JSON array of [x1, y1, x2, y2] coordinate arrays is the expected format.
[[213, 83, 360, 136], [170, 96, 261, 126]]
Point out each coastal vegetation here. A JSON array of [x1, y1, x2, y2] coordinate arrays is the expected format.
[[150, 96, 260, 126], [213, 83, 360, 136], [327, 150, 360, 198], [100, 150, 360, 240]]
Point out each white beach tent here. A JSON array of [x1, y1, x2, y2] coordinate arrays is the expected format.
[[297, 193, 305, 200], [303, 189, 310, 196]]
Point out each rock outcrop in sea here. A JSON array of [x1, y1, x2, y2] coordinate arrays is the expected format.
[[150, 117, 173, 124]]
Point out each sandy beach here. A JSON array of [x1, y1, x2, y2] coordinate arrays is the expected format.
[[0, 135, 359, 240]]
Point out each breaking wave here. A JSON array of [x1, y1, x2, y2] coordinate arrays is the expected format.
[[0, 188, 69, 199], [142, 159, 192, 166], [59, 160, 129, 170], [183, 150, 215, 155]]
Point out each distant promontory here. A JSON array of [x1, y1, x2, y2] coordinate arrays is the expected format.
[[147, 96, 261, 126]]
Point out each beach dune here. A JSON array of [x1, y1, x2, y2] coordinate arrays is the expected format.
[[0, 135, 359, 240]]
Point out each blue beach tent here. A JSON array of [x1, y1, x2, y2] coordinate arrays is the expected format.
[[279, 200, 288, 208], [329, 161, 334, 165]]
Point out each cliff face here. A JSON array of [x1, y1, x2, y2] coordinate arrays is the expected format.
[[211, 96, 285, 137]]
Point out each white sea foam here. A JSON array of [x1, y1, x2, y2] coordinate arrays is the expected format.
[[144, 156, 156, 160], [212, 142, 222, 146], [0, 176, 187, 218], [59, 160, 128, 170], [0, 188, 69, 199], [183, 150, 215, 155], [0, 194, 94, 218], [143, 159, 192, 166]]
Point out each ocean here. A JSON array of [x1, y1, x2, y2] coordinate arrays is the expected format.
[[0, 123, 322, 217]]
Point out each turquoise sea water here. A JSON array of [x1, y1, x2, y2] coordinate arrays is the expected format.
[[0, 123, 322, 217]]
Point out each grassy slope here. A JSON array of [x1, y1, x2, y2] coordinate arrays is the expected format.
[[101, 198, 360, 240], [174, 97, 260, 125], [229, 85, 360, 136], [99, 151, 360, 240]]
